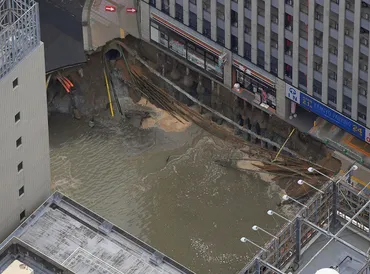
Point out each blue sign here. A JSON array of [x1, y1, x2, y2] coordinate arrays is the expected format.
[[299, 92, 366, 140]]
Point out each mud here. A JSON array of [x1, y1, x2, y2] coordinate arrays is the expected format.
[[138, 98, 192, 132]]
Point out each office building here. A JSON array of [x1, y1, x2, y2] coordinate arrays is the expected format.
[[139, 0, 370, 143], [0, 0, 51, 240]]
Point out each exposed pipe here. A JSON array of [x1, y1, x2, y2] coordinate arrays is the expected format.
[[272, 128, 296, 162], [103, 68, 115, 117], [113, 40, 299, 157]]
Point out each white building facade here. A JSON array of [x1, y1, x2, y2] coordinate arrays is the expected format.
[[0, 0, 51, 241], [138, 0, 370, 143]]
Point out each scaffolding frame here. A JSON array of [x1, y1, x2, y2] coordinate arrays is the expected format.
[[0, 0, 40, 79], [239, 166, 370, 274]]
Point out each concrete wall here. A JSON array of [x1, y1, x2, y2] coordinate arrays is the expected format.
[[0, 43, 51, 241], [141, 2, 151, 42], [84, 0, 141, 51], [275, 78, 289, 120]]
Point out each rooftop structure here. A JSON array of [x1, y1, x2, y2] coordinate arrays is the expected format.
[[0, 192, 195, 274], [239, 166, 370, 274]]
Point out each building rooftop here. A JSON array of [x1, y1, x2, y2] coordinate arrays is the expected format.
[[0, 192, 195, 274], [238, 176, 370, 274], [296, 227, 369, 274]]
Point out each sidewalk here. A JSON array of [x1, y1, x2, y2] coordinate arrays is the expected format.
[[333, 151, 370, 193], [285, 114, 370, 189]]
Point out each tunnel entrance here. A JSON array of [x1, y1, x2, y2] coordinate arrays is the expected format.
[[105, 49, 121, 60]]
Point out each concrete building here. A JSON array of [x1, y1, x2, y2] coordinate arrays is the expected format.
[[0, 192, 195, 274], [0, 0, 51, 241], [134, 0, 370, 145]]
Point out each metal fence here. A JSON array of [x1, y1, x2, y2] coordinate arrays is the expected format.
[[0, 0, 40, 80], [239, 173, 370, 274]]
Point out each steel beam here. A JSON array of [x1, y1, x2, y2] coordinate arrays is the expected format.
[[331, 181, 338, 230], [303, 219, 368, 257], [298, 200, 370, 273], [258, 259, 286, 274], [295, 218, 301, 263]]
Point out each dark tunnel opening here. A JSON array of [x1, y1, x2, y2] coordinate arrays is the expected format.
[[105, 49, 121, 60]]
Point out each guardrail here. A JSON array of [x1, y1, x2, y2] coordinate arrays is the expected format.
[[324, 138, 364, 164]]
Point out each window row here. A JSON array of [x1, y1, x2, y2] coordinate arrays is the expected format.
[[151, 22, 224, 79]]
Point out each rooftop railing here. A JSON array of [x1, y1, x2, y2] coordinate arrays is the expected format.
[[0, 0, 40, 80], [239, 171, 370, 274]]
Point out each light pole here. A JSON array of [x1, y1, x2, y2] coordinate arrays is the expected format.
[[297, 179, 324, 194], [240, 237, 267, 251], [282, 194, 309, 208], [267, 210, 293, 223], [307, 165, 358, 184], [252, 225, 278, 239]]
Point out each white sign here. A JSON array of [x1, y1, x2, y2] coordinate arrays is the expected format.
[[150, 26, 159, 43], [365, 128, 370, 143], [285, 83, 301, 104], [169, 39, 186, 58], [187, 52, 204, 68]]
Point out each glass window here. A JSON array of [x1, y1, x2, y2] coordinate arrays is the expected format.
[[187, 43, 205, 68], [244, 43, 251, 61], [169, 34, 186, 58], [257, 49, 264, 69], [175, 4, 183, 22], [270, 56, 278, 76], [205, 53, 223, 77], [231, 35, 238, 53], [203, 20, 211, 39], [299, 71, 307, 87], [217, 27, 225, 46], [161, 0, 169, 14], [159, 31, 169, 48], [189, 12, 197, 31]]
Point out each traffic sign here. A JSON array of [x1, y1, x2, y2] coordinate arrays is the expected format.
[[126, 7, 137, 13], [105, 6, 116, 12]]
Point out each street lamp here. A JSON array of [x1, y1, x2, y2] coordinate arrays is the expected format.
[[297, 179, 324, 194], [252, 225, 278, 239], [267, 210, 293, 223], [307, 165, 358, 184], [240, 237, 267, 251], [282, 194, 309, 208]]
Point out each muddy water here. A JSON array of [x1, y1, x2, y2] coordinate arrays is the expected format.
[[49, 113, 284, 274]]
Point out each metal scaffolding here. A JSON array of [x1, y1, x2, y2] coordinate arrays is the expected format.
[[0, 0, 40, 79], [239, 166, 370, 274]]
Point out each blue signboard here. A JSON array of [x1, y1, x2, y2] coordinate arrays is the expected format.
[[285, 83, 368, 141], [299, 93, 366, 140]]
